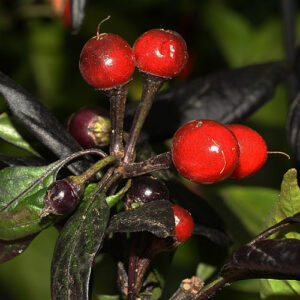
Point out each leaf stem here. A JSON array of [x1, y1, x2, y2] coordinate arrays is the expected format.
[[122, 152, 173, 178], [123, 74, 165, 164], [106, 83, 130, 158]]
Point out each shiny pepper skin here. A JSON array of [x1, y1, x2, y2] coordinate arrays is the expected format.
[[67, 107, 111, 148], [79, 33, 135, 90], [171, 120, 240, 184], [133, 29, 188, 78], [227, 124, 267, 179], [173, 204, 194, 242]]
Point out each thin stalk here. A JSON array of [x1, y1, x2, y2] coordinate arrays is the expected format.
[[117, 261, 128, 297], [134, 255, 152, 294], [71, 155, 117, 186], [106, 83, 130, 158], [134, 236, 176, 295], [93, 167, 122, 205], [128, 233, 139, 300], [123, 74, 165, 164]]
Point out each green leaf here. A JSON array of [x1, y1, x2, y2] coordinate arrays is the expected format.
[[265, 168, 300, 238], [196, 263, 217, 282], [51, 187, 110, 300], [260, 168, 300, 298], [0, 150, 104, 241], [0, 112, 39, 156], [203, 3, 284, 67], [94, 295, 120, 300], [0, 163, 62, 240], [220, 185, 278, 234], [149, 287, 162, 300], [260, 279, 300, 299], [215, 185, 278, 245], [203, 3, 253, 67]]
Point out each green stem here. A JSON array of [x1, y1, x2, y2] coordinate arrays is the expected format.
[[123, 74, 165, 164], [71, 155, 117, 187]]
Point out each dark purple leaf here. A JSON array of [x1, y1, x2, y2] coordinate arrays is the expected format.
[[106, 200, 175, 238], [0, 234, 37, 264], [251, 211, 300, 243], [0, 71, 88, 174], [71, 0, 87, 34], [286, 92, 300, 166], [0, 154, 45, 167], [126, 62, 287, 142], [193, 224, 231, 247], [281, 0, 299, 101], [221, 239, 300, 280], [51, 191, 109, 300]]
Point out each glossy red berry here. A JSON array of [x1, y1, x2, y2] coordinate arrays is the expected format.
[[171, 120, 240, 184], [173, 204, 194, 242], [67, 107, 111, 148], [79, 33, 135, 90], [126, 176, 169, 206], [133, 29, 188, 78], [227, 124, 267, 179]]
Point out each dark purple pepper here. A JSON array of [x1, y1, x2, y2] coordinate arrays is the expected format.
[[126, 176, 169, 207], [43, 179, 82, 215], [67, 107, 111, 148]]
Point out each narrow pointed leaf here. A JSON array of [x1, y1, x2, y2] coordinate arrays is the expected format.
[[51, 189, 110, 300], [71, 0, 87, 34], [0, 112, 39, 156], [0, 234, 37, 264], [221, 239, 300, 281], [0, 71, 86, 174], [106, 200, 174, 238], [126, 62, 287, 141]]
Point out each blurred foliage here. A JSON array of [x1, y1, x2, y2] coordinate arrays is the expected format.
[[0, 0, 299, 299]]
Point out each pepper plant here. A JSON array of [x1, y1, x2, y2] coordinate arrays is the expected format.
[[1, 1, 300, 300]]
